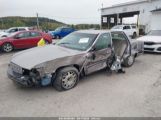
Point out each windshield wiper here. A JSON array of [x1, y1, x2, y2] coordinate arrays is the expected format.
[[58, 42, 72, 45]]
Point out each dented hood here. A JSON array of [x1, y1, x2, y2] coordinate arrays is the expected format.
[[11, 45, 82, 70]]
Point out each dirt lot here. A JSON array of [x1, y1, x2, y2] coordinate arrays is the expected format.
[[0, 50, 161, 117]]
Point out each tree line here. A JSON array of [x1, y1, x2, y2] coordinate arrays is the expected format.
[[0, 16, 100, 30]]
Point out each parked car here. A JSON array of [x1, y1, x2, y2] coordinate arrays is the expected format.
[[111, 25, 139, 38], [0, 27, 33, 38], [137, 30, 161, 53], [7, 30, 143, 91], [0, 30, 52, 52], [49, 27, 75, 39]]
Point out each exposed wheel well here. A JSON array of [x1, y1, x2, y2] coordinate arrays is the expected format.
[[54, 64, 80, 75]]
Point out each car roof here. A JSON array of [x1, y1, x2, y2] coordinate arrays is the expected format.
[[75, 30, 111, 34], [13, 30, 42, 34]]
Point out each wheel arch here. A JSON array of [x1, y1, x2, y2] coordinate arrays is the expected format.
[[1, 42, 15, 49], [55, 64, 80, 73]]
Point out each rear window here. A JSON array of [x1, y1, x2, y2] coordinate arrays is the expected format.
[[19, 28, 26, 31], [132, 26, 136, 29], [30, 32, 41, 37]]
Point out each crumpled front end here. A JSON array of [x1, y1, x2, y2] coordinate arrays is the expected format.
[[7, 62, 52, 87]]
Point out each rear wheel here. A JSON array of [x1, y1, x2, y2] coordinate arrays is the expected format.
[[45, 40, 49, 45], [124, 55, 135, 67], [2, 43, 14, 52], [132, 32, 137, 39], [53, 67, 79, 91]]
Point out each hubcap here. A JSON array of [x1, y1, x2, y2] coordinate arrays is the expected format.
[[62, 71, 77, 89], [128, 56, 134, 66], [3, 43, 13, 52]]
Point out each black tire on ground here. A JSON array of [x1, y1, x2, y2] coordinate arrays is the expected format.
[[45, 40, 49, 45], [56, 36, 61, 39], [123, 55, 135, 67], [53, 67, 79, 91], [132, 32, 137, 39], [2, 43, 14, 52]]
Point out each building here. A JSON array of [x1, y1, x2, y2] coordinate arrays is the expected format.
[[101, 0, 161, 33]]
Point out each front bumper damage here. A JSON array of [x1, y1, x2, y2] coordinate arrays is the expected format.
[[7, 64, 52, 87], [7, 66, 30, 86]]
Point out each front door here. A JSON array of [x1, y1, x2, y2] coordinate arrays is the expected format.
[[13, 32, 31, 49], [86, 33, 112, 74]]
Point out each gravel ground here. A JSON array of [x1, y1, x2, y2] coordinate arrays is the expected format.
[[0, 50, 161, 117]]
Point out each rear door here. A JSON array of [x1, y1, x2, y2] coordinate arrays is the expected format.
[[27, 31, 42, 47], [86, 33, 112, 74], [111, 31, 131, 59]]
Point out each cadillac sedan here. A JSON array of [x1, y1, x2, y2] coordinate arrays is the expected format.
[[7, 30, 143, 91]]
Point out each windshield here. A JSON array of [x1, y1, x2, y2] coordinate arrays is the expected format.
[[5, 28, 11, 33], [148, 30, 161, 36], [7, 32, 17, 37], [56, 32, 98, 51], [112, 25, 123, 29], [55, 27, 62, 32]]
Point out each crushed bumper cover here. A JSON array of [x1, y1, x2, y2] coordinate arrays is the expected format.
[[7, 67, 30, 86]]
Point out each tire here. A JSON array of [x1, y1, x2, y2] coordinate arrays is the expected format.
[[45, 40, 49, 45], [123, 55, 135, 67], [56, 36, 61, 39], [2, 43, 14, 52], [53, 67, 79, 91], [132, 32, 137, 39]]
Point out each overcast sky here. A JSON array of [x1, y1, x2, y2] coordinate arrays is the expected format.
[[0, 0, 137, 24]]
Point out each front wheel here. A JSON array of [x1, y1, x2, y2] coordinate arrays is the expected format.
[[53, 67, 79, 91], [132, 32, 137, 39], [2, 43, 14, 52], [45, 40, 49, 45], [123, 55, 135, 67]]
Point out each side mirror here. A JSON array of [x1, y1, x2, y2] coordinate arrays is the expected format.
[[86, 53, 96, 60]]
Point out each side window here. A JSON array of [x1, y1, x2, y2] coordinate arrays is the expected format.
[[95, 33, 111, 51], [132, 26, 136, 29], [16, 32, 30, 39], [30, 32, 41, 37], [111, 32, 127, 41], [9, 28, 18, 33], [63, 28, 69, 32], [123, 26, 130, 30], [19, 28, 26, 31]]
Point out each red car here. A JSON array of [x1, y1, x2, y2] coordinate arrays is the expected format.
[[0, 30, 52, 52]]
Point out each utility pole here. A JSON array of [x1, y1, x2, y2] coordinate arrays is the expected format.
[[100, 3, 103, 30], [36, 13, 40, 30]]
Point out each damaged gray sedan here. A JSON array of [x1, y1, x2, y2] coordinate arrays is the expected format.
[[7, 30, 144, 91]]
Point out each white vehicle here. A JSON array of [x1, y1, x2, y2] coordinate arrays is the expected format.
[[137, 30, 161, 53], [111, 25, 138, 38], [0, 27, 32, 37]]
